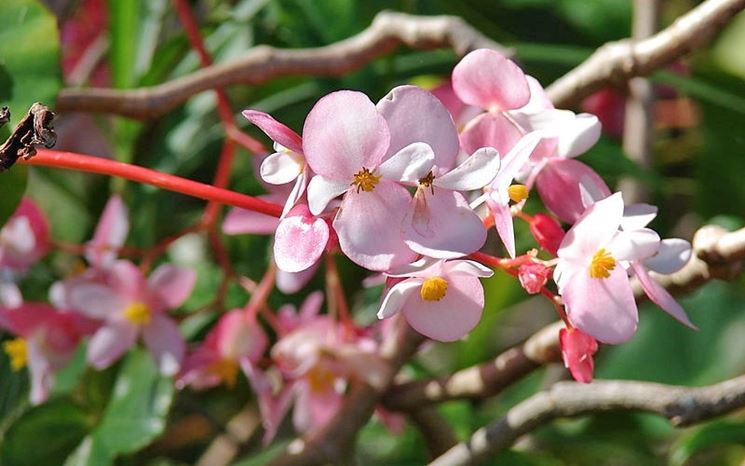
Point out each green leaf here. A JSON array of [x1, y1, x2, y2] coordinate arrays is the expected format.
[[0, 0, 62, 125], [671, 421, 745, 466], [0, 164, 27, 228], [1, 398, 91, 466], [108, 0, 142, 89], [64, 350, 175, 466]]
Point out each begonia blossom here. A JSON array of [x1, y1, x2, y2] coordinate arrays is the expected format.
[[0, 198, 49, 272]]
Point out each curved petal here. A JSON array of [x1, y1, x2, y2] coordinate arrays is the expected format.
[[377, 85, 460, 169], [148, 264, 196, 311], [333, 180, 416, 271], [276, 261, 320, 294], [558, 192, 624, 262], [519, 75, 553, 112], [69, 283, 126, 319], [242, 110, 303, 154], [303, 91, 390, 180], [621, 203, 658, 231], [86, 195, 129, 269], [562, 266, 638, 344], [556, 113, 602, 158], [274, 207, 329, 273], [377, 278, 423, 319], [299, 290, 325, 320], [644, 238, 692, 274], [307, 175, 349, 216], [494, 131, 543, 192], [536, 158, 611, 224], [632, 262, 697, 329], [403, 190, 486, 259], [607, 228, 660, 262], [486, 193, 516, 258], [142, 314, 185, 376], [435, 147, 500, 191], [109, 260, 148, 302], [443, 260, 494, 278], [222, 206, 280, 235], [282, 170, 308, 217], [377, 142, 435, 184], [452, 49, 530, 111], [402, 273, 484, 341], [260, 151, 304, 185], [87, 320, 138, 369], [460, 112, 523, 157]]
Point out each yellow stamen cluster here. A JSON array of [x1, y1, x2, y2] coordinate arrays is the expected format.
[[3, 338, 28, 371], [508, 184, 529, 203], [351, 167, 381, 193], [209, 358, 239, 388], [123, 302, 152, 326], [420, 277, 449, 301], [307, 365, 336, 393], [418, 171, 436, 195], [589, 248, 616, 279]]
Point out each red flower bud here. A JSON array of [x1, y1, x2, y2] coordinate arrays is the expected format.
[[529, 213, 564, 255]]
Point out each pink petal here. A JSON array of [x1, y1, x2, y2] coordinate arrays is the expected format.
[[442, 260, 494, 278], [109, 260, 148, 302], [452, 49, 530, 111], [242, 363, 294, 444], [378, 278, 423, 319], [68, 283, 127, 319], [223, 206, 280, 235], [486, 194, 517, 258], [276, 261, 320, 294], [242, 110, 303, 154], [87, 320, 138, 369], [377, 142, 435, 184], [608, 228, 660, 262], [142, 314, 185, 376], [495, 131, 543, 192], [519, 75, 554, 112], [435, 147, 500, 191], [333, 180, 416, 271], [147, 264, 196, 311], [561, 265, 638, 344], [460, 112, 523, 157], [403, 190, 486, 259], [644, 238, 691, 274], [306, 175, 349, 216], [27, 341, 53, 404], [377, 85, 460, 170], [299, 291, 324, 320], [430, 79, 467, 122], [402, 273, 484, 341], [86, 195, 129, 269], [260, 151, 304, 185], [536, 158, 611, 224], [274, 205, 329, 273], [559, 327, 598, 384], [293, 381, 343, 433], [0, 281, 22, 308], [303, 91, 390, 180], [558, 192, 624, 262], [632, 262, 697, 329]]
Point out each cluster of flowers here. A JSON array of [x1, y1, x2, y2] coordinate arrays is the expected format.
[[0, 49, 694, 439]]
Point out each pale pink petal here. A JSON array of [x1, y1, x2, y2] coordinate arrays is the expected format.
[[518, 75, 554, 112], [430, 79, 467, 122], [147, 264, 196, 311], [242, 110, 303, 154], [434, 147, 500, 191], [621, 203, 658, 231], [644, 238, 691, 274], [402, 273, 484, 341], [632, 262, 696, 329], [259, 151, 304, 185], [378, 278, 423, 319], [282, 170, 308, 217], [452, 49, 530, 110], [276, 261, 320, 294], [377, 142, 435, 184], [307, 175, 349, 216], [109, 260, 148, 302], [86, 195, 129, 269], [274, 206, 329, 273], [333, 180, 416, 271], [608, 228, 660, 262], [377, 85, 460, 169], [558, 192, 624, 262], [223, 206, 280, 235], [27, 341, 53, 404], [556, 113, 602, 158], [403, 190, 486, 259], [460, 112, 523, 156], [69, 283, 127, 319], [242, 363, 294, 444], [142, 314, 185, 376], [561, 266, 638, 344], [495, 131, 543, 192], [303, 91, 390, 180], [299, 291, 324, 320], [0, 281, 22, 308], [443, 260, 494, 278], [536, 158, 611, 224], [293, 381, 343, 433], [486, 194, 517, 258], [87, 320, 138, 369]]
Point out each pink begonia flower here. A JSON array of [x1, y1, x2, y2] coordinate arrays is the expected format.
[[0, 303, 95, 404], [378, 258, 493, 341], [304, 90, 435, 271], [377, 85, 499, 258], [177, 310, 268, 390], [559, 327, 598, 383], [553, 193, 642, 344], [0, 198, 49, 272], [518, 262, 551, 294], [85, 195, 129, 270], [66, 260, 195, 375], [243, 110, 308, 217], [273, 204, 330, 273]]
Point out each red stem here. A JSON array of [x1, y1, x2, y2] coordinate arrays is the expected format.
[[202, 141, 236, 226], [22, 150, 283, 217]]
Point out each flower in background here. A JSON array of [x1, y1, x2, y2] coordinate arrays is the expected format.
[[0, 198, 49, 273]]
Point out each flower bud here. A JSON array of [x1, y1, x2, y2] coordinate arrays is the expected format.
[[517, 262, 551, 294], [559, 327, 598, 383], [529, 213, 564, 255]]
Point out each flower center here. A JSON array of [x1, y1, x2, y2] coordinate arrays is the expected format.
[[351, 167, 381, 193], [208, 358, 239, 388], [589, 248, 616, 278], [123, 302, 152, 326], [307, 364, 336, 393], [3, 338, 27, 371], [418, 171, 436, 195], [420, 277, 448, 301], [508, 184, 529, 203]]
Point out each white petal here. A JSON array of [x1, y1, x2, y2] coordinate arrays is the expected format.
[[443, 260, 494, 278], [495, 131, 542, 191], [377, 142, 435, 184], [307, 175, 349, 215], [608, 228, 660, 262], [643, 238, 692, 274], [620, 203, 658, 231], [260, 151, 304, 185], [434, 147, 500, 191], [377, 279, 422, 319]]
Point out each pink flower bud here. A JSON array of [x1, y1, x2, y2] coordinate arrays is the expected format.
[[559, 327, 599, 384], [529, 213, 564, 255], [517, 262, 551, 294]]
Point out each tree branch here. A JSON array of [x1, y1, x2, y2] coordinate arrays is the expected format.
[[546, 0, 745, 108], [428, 375, 745, 466], [56, 12, 506, 119]]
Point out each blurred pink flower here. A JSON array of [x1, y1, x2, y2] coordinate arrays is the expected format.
[[0, 198, 49, 272], [85, 195, 129, 270]]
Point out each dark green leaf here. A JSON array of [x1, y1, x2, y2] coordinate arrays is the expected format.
[[0, 164, 27, 228]]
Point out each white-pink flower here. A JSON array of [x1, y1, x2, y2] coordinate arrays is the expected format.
[[0, 198, 49, 272], [85, 195, 129, 270], [377, 258, 493, 341]]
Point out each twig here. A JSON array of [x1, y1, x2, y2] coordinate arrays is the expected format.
[[428, 375, 745, 466], [547, 0, 745, 107], [56, 12, 506, 119], [409, 407, 460, 459], [0, 103, 56, 171]]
